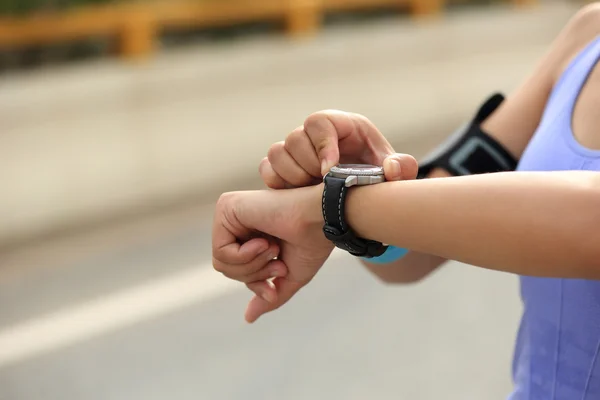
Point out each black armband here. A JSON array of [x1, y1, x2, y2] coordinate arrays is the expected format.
[[417, 93, 518, 179]]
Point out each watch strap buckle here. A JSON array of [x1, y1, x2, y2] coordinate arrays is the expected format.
[[323, 224, 388, 258]]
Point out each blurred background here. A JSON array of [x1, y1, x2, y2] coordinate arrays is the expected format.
[[0, 0, 588, 398]]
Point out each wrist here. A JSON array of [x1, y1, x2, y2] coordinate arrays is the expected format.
[[304, 182, 327, 230], [344, 181, 393, 241]]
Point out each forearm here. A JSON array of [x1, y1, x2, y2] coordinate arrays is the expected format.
[[347, 171, 600, 279], [359, 168, 450, 283], [354, 8, 600, 282], [360, 31, 556, 283]]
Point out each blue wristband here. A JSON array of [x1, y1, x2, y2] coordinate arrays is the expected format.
[[362, 245, 409, 264]]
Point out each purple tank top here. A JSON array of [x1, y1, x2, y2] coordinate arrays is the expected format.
[[509, 35, 600, 399]]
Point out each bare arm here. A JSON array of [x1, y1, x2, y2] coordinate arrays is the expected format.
[[362, 3, 600, 283], [347, 171, 600, 279], [212, 168, 600, 323]]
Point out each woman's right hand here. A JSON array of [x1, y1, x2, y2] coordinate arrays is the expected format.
[[259, 110, 418, 189]]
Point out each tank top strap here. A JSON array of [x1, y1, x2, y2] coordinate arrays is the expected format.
[[551, 34, 600, 110]]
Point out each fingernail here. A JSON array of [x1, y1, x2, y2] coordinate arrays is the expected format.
[[262, 291, 276, 303], [385, 159, 401, 180], [266, 251, 276, 260], [271, 268, 284, 277], [257, 243, 269, 254]]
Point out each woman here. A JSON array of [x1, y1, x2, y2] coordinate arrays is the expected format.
[[212, 4, 600, 398]]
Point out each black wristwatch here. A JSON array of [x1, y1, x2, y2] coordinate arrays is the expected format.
[[322, 164, 388, 258]]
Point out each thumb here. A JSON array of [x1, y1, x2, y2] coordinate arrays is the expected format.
[[244, 277, 305, 323], [382, 153, 419, 181]]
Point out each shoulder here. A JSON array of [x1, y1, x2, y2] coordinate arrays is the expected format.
[[561, 4, 600, 150], [553, 3, 600, 82]]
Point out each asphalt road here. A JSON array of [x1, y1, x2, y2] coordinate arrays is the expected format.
[[0, 188, 523, 400]]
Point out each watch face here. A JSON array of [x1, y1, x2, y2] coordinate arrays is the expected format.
[[337, 164, 379, 170], [330, 164, 384, 176]]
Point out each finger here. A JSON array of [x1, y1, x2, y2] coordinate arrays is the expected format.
[[214, 242, 282, 282], [213, 237, 270, 266], [267, 141, 314, 187], [213, 193, 242, 256], [284, 127, 321, 178], [246, 280, 278, 304], [259, 157, 288, 189], [303, 112, 342, 176], [382, 153, 419, 181], [349, 112, 395, 165], [245, 260, 289, 302], [242, 259, 288, 283], [244, 277, 305, 323], [303, 110, 393, 175]]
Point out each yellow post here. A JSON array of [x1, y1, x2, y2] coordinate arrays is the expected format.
[[118, 8, 157, 60], [409, 0, 443, 18], [285, 0, 323, 37]]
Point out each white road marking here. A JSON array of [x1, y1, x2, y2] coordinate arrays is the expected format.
[[0, 249, 347, 367]]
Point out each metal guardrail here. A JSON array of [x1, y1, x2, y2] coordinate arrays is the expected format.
[[0, 0, 537, 60]]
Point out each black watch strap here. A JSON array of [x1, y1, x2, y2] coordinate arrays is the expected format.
[[322, 175, 387, 258]]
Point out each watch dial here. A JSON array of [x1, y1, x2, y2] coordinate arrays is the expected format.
[[338, 164, 379, 170], [331, 164, 384, 177]]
